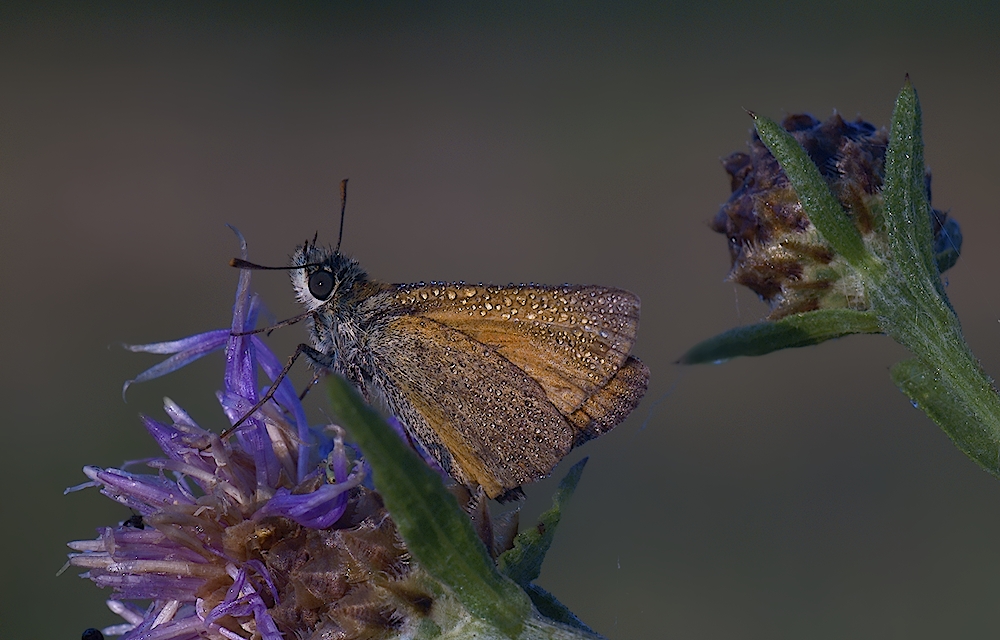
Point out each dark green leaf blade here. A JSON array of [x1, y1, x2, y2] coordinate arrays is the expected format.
[[891, 358, 1000, 477], [498, 458, 587, 587], [753, 114, 869, 267], [524, 584, 596, 634], [323, 374, 531, 638], [679, 309, 882, 364], [883, 79, 939, 286]]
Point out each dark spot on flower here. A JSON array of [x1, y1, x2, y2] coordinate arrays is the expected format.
[[122, 514, 144, 529]]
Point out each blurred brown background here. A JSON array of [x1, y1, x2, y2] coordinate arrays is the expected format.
[[3, 2, 1000, 638]]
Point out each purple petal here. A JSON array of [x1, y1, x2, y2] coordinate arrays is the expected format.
[[245, 559, 279, 605], [95, 573, 206, 601], [228, 225, 253, 335], [254, 604, 284, 640], [90, 467, 195, 510], [96, 528, 207, 564], [256, 463, 364, 529], [107, 599, 146, 626], [124, 330, 231, 356], [122, 612, 205, 640], [147, 459, 248, 506], [204, 568, 248, 623], [203, 564, 283, 640], [224, 228, 261, 405], [64, 480, 98, 495], [251, 335, 313, 481], [141, 416, 205, 465], [329, 427, 349, 484], [122, 331, 229, 398], [217, 391, 280, 489], [161, 398, 200, 429], [224, 333, 258, 405]]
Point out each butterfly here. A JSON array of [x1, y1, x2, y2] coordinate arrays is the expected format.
[[280, 244, 649, 501], [234, 183, 648, 500]]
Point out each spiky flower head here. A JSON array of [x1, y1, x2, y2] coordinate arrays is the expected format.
[[65, 230, 436, 640], [712, 112, 961, 319]]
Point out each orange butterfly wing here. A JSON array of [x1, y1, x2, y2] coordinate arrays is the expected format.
[[367, 314, 576, 498], [364, 283, 647, 497], [404, 283, 646, 421]]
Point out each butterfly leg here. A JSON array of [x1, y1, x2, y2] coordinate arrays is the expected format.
[[220, 342, 330, 439], [298, 373, 321, 402]]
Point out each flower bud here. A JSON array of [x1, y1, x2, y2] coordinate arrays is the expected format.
[[712, 113, 959, 319]]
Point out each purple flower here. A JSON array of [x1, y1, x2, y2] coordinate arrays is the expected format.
[[64, 230, 417, 640]]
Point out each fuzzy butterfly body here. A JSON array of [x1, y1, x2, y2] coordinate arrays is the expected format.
[[291, 241, 649, 499]]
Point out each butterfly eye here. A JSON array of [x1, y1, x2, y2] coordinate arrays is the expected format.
[[308, 270, 335, 300]]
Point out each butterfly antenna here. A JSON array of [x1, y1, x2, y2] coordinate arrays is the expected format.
[[336, 178, 348, 253], [230, 258, 325, 270]]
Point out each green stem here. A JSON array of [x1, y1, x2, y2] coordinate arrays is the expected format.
[[867, 79, 1000, 475], [869, 273, 1000, 475]]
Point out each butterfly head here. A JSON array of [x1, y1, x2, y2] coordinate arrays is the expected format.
[[290, 243, 369, 313]]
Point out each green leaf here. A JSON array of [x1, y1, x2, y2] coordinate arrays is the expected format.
[[498, 458, 587, 587], [524, 584, 596, 634], [678, 309, 882, 364], [323, 374, 531, 638], [754, 114, 869, 267], [891, 358, 1000, 477], [882, 78, 940, 288]]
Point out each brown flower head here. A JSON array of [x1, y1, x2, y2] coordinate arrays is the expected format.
[[712, 112, 959, 319]]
